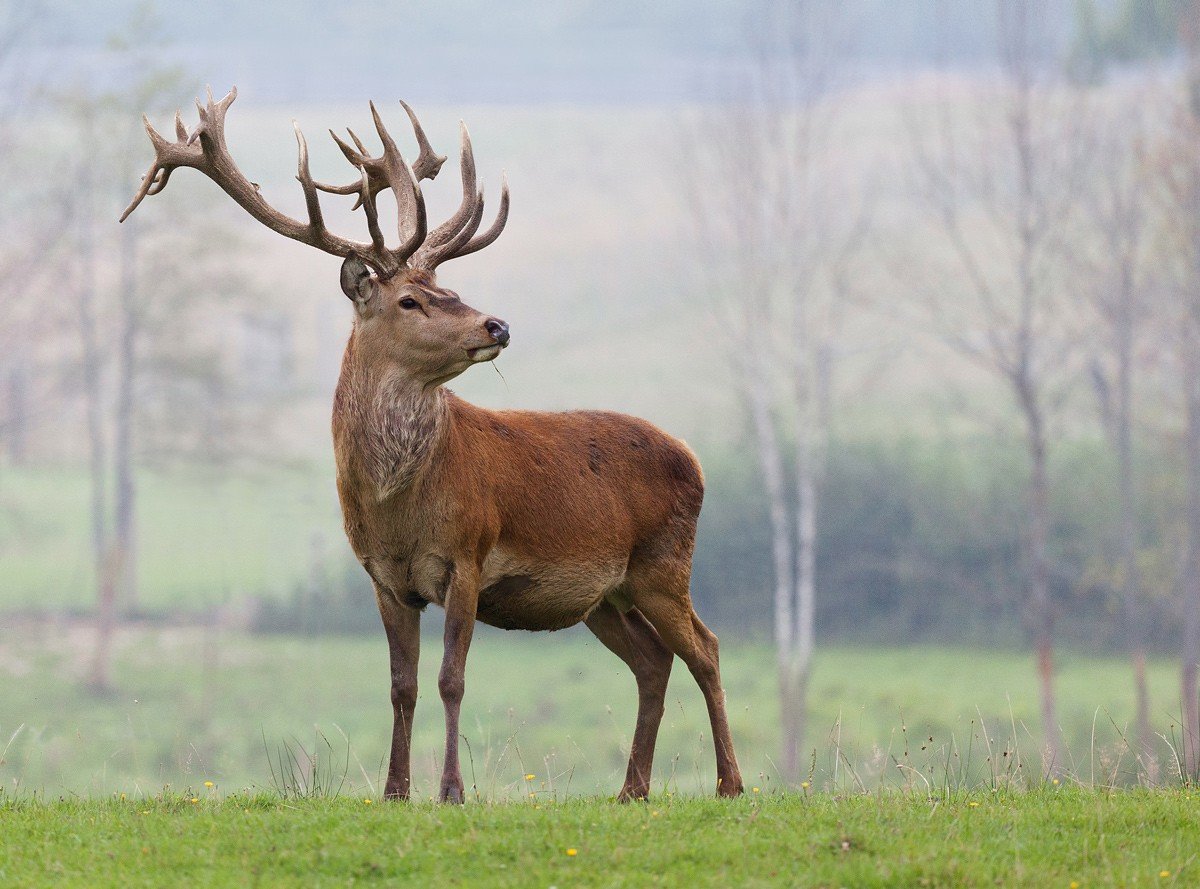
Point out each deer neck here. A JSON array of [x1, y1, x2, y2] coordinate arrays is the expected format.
[[335, 341, 449, 502]]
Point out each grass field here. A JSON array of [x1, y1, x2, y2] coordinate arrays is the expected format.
[[1, 626, 1191, 799], [2, 789, 1197, 887]]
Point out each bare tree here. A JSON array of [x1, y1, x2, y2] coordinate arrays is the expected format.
[[684, 0, 867, 782], [908, 0, 1093, 774], [1076, 92, 1157, 772], [53, 18, 271, 688], [0, 0, 51, 462], [1148, 0, 1200, 777]]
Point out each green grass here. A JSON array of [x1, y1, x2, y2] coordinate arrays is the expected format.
[[1, 629, 1191, 798], [2, 789, 1197, 886]]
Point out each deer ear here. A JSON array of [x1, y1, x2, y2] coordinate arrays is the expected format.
[[340, 253, 376, 304]]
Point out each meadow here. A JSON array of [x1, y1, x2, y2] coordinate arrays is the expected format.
[[2, 790, 1198, 887], [1, 626, 1190, 799]]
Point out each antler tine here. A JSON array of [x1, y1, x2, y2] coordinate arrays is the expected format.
[[119, 115, 173, 222], [357, 166, 389, 258], [347, 128, 370, 157], [365, 100, 427, 256], [448, 173, 509, 261], [413, 122, 479, 266], [441, 188, 487, 257], [400, 100, 447, 181], [387, 161, 428, 268], [293, 121, 327, 235]]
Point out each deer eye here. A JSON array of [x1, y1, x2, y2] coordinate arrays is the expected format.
[[398, 297, 419, 310]]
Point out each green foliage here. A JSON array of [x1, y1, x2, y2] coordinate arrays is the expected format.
[[691, 435, 1180, 649], [2, 789, 1198, 886]]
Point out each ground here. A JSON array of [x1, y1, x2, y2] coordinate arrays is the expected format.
[[2, 790, 1198, 887]]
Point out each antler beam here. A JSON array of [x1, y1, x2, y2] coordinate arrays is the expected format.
[[121, 87, 509, 277]]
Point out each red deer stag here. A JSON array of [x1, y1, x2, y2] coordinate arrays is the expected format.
[[122, 87, 743, 803]]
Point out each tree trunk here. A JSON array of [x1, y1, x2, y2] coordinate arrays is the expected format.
[[4, 359, 28, 464], [76, 149, 109, 587], [778, 656, 810, 783], [786, 385, 820, 783], [1182, 333, 1200, 780], [1180, 0, 1200, 784], [738, 348, 802, 781], [88, 548, 120, 692], [113, 213, 138, 613], [77, 142, 117, 693], [1022, 385, 1063, 775], [1113, 295, 1153, 771]]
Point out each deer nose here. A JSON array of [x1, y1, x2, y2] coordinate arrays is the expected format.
[[485, 318, 510, 346]]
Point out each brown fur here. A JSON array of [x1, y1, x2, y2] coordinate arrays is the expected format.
[[333, 266, 744, 803]]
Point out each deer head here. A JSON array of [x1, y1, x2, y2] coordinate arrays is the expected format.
[[121, 87, 511, 385]]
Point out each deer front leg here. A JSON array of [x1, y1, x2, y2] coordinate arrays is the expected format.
[[437, 565, 479, 804], [377, 590, 421, 800]]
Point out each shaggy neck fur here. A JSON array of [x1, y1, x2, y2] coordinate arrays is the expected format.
[[335, 334, 448, 501]]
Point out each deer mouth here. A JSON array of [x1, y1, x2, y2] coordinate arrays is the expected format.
[[467, 344, 504, 362]]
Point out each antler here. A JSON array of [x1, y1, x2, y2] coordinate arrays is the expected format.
[[121, 87, 510, 277]]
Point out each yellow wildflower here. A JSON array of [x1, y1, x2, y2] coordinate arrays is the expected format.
[[801, 781, 810, 789], [1160, 872, 1171, 879], [363, 798, 373, 804], [566, 848, 577, 857], [204, 781, 214, 788], [752, 787, 760, 793], [968, 801, 980, 808], [525, 774, 535, 780]]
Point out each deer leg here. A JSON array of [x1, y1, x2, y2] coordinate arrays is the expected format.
[[585, 600, 674, 801], [437, 569, 478, 804], [377, 592, 420, 800], [635, 574, 744, 798]]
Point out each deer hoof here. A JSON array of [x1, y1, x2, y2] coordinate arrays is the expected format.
[[716, 778, 744, 798], [439, 778, 465, 804]]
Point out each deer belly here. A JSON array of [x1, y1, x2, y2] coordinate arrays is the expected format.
[[475, 551, 625, 631]]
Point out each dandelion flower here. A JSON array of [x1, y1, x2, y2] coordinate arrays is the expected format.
[[968, 802, 980, 808], [566, 848, 578, 857], [190, 797, 199, 803], [364, 798, 373, 805], [1070, 882, 1079, 888], [801, 781, 810, 789], [752, 787, 760, 794], [525, 774, 536, 781], [204, 781, 214, 788], [1160, 871, 1171, 878]]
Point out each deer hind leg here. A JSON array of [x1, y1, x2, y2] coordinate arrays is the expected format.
[[632, 565, 744, 798], [585, 600, 673, 801]]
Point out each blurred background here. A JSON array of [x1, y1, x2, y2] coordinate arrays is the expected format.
[[3, 0, 1200, 798]]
